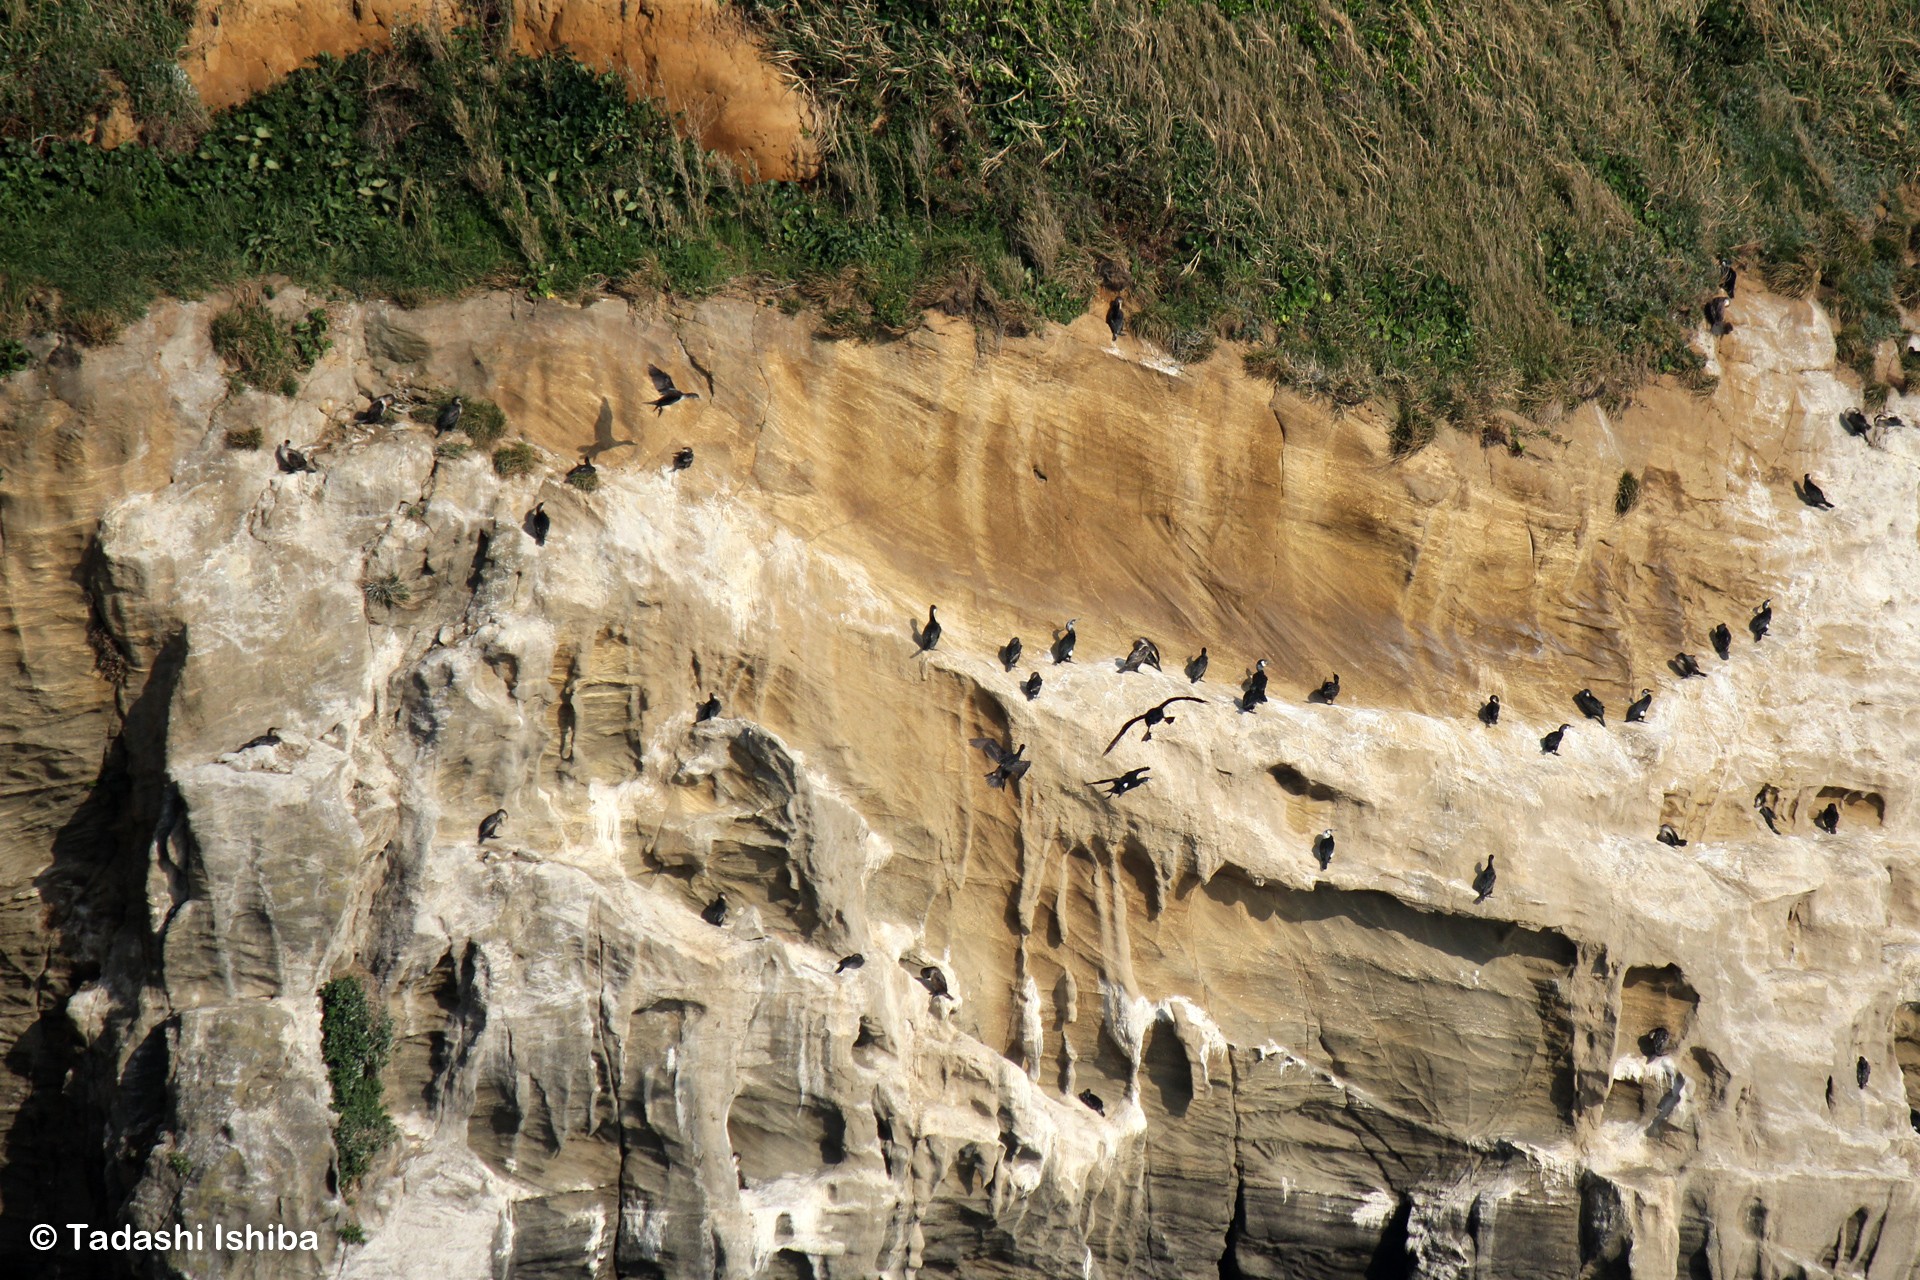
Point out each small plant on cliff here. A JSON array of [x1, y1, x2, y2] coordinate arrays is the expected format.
[[318, 977, 398, 1185], [337, 1223, 367, 1245], [210, 300, 331, 397], [0, 338, 28, 381], [362, 573, 410, 609], [224, 426, 263, 450], [412, 394, 506, 446], [167, 1151, 191, 1176], [492, 442, 537, 478], [565, 465, 599, 493], [1614, 470, 1641, 516]]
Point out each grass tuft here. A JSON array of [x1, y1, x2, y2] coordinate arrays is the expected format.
[[338, 1223, 367, 1245], [363, 573, 410, 609], [1614, 470, 1641, 516], [209, 299, 331, 396], [318, 977, 397, 1185], [224, 426, 263, 450], [565, 465, 599, 492], [492, 441, 537, 478]]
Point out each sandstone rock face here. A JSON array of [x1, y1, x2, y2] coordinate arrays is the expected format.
[[1, 286, 1918, 1278]]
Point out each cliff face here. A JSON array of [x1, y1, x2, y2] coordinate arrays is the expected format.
[[1, 283, 1918, 1279]]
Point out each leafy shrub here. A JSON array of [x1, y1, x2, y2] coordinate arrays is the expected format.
[[318, 977, 397, 1185], [167, 1151, 191, 1176], [224, 426, 264, 450], [0, 338, 29, 380], [209, 300, 331, 396], [1614, 470, 1641, 516], [492, 442, 537, 478], [363, 573, 410, 608], [338, 1223, 367, 1245]]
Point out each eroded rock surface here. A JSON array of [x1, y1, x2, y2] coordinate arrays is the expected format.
[[1, 285, 1918, 1277]]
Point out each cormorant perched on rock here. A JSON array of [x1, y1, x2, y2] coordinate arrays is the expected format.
[[1092, 767, 1151, 797], [1308, 674, 1341, 705], [695, 694, 721, 722], [358, 393, 392, 424], [1022, 672, 1042, 700], [1000, 637, 1023, 671], [1104, 697, 1205, 753], [835, 953, 865, 974], [1657, 824, 1687, 847], [968, 737, 1031, 788], [1754, 782, 1778, 810], [1797, 474, 1834, 509], [566, 460, 598, 488], [435, 396, 464, 433], [916, 605, 942, 652], [1672, 652, 1705, 679], [919, 965, 949, 997], [275, 439, 314, 473], [1051, 620, 1078, 664], [1105, 299, 1124, 343], [479, 809, 508, 841], [1079, 1089, 1106, 1115], [1710, 623, 1732, 660], [1840, 409, 1871, 437], [1313, 829, 1335, 870], [1720, 260, 1737, 297], [1644, 1027, 1673, 1058], [1704, 296, 1731, 336], [1472, 855, 1496, 902], [672, 447, 694, 470], [1241, 659, 1269, 710], [1758, 805, 1781, 834], [1478, 694, 1500, 726], [1119, 637, 1162, 673], [1541, 724, 1569, 754], [527, 502, 550, 546], [1625, 689, 1652, 722], [646, 364, 701, 413], [701, 896, 728, 926], [1573, 688, 1606, 725], [1749, 599, 1772, 642], [237, 727, 283, 752], [1858, 1056, 1871, 1089], [1814, 802, 1839, 834], [1185, 648, 1208, 683]]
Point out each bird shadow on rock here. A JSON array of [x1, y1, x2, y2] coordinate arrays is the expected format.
[[581, 396, 637, 463]]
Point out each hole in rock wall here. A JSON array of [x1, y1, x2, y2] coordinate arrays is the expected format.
[[1677, 1191, 1715, 1280], [1619, 964, 1699, 1052], [727, 1093, 848, 1184], [388, 948, 464, 1115], [1893, 1003, 1920, 1115], [767, 1250, 815, 1280], [1142, 1019, 1193, 1119], [1815, 786, 1885, 828]]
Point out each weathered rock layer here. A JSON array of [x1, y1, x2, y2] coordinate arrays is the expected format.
[[1, 285, 1918, 1278]]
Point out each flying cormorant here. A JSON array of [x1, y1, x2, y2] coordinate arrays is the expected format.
[[646, 364, 702, 413], [695, 694, 721, 723], [1022, 672, 1042, 700], [1092, 767, 1152, 797], [1625, 689, 1652, 722], [1308, 674, 1341, 705], [1673, 652, 1705, 678], [1478, 694, 1500, 726], [527, 502, 550, 546], [1079, 1089, 1106, 1115], [1104, 696, 1205, 753], [1541, 724, 1569, 754], [1000, 637, 1023, 671], [917, 605, 942, 652], [702, 896, 728, 926], [1051, 620, 1078, 664], [479, 809, 508, 841], [1657, 824, 1687, 847], [1105, 299, 1124, 343], [1313, 829, 1335, 870], [435, 397, 464, 434], [1814, 802, 1839, 833], [1472, 855, 1496, 902], [238, 727, 282, 752], [836, 954, 865, 974], [1798, 474, 1834, 509], [969, 737, 1032, 788], [1119, 637, 1162, 673], [1242, 659, 1269, 710], [1710, 623, 1732, 660], [1749, 599, 1772, 642], [1185, 648, 1208, 683], [1573, 688, 1606, 725], [672, 447, 694, 470]]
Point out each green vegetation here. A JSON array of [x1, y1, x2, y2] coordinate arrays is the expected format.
[[492, 441, 538, 478], [318, 977, 398, 1184], [0, 0, 201, 142], [565, 464, 599, 492], [224, 425, 264, 450], [166, 1151, 191, 1176], [1, 338, 31, 380], [209, 299, 332, 395], [362, 573, 411, 609], [434, 440, 471, 459], [1615, 470, 1641, 516], [413, 393, 506, 444], [2, 0, 1917, 436], [338, 1223, 368, 1245]]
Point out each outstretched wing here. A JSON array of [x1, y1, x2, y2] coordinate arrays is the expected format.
[[1156, 696, 1205, 713], [1104, 714, 1147, 755], [969, 736, 1010, 765], [647, 364, 677, 394]]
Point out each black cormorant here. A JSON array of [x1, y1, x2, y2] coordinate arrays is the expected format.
[[1472, 855, 1496, 902], [1022, 672, 1042, 700], [1704, 296, 1730, 335], [702, 896, 728, 926], [1092, 767, 1151, 797], [566, 460, 598, 488], [647, 364, 702, 413], [968, 737, 1031, 788], [917, 605, 941, 652], [1000, 637, 1023, 671], [1814, 803, 1839, 834], [1313, 829, 1335, 870], [1657, 824, 1687, 847], [672, 447, 694, 470], [1625, 689, 1652, 722], [695, 694, 721, 723], [919, 965, 949, 997], [1710, 623, 1731, 660], [1644, 1026, 1672, 1057], [1308, 674, 1341, 704], [1185, 649, 1208, 683], [1478, 694, 1500, 726], [836, 954, 865, 974], [238, 727, 283, 752], [1840, 409, 1871, 437], [1119, 637, 1162, 673], [1573, 688, 1606, 725], [1079, 1089, 1106, 1115], [1797, 474, 1834, 509], [1051, 620, 1078, 664], [1858, 1056, 1871, 1089], [275, 440, 313, 473], [1749, 599, 1772, 642], [479, 809, 508, 841], [358, 393, 392, 424], [527, 502, 549, 546], [1104, 697, 1205, 753], [435, 397, 464, 434], [1541, 724, 1569, 754], [1105, 299, 1124, 343], [1672, 652, 1704, 678]]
